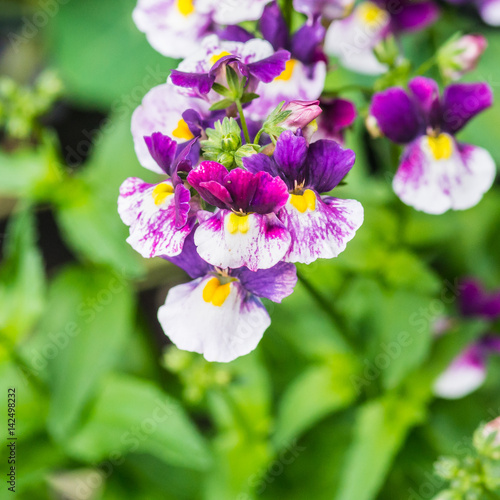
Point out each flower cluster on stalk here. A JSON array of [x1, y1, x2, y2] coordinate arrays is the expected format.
[[119, 0, 496, 362]]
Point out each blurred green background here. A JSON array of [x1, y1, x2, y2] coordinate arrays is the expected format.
[[0, 0, 500, 499]]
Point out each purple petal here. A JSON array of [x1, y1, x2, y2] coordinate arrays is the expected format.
[[441, 82, 493, 134], [291, 16, 326, 65], [305, 140, 356, 193], [187, 162, 233, 209], [260, 1, 289, 51], [224, 168, 290, 214], [164, 230, 211, 279], [234, 261, 297, 303], [170, 70, 215, 95], [316, 98, 357, 143], [274, 130, 309, 183], [280, 194, 364, 264], [193, 210, 291, 271], [370, 87, 422, 143], [174, 184, 191, 229], [460, 279, 500, 319], [408, 76, 441, 126], [216, 25, 254, 43], [390, 1, 440, 33], [144, 132, 177, 176], [175, 138, 200, 175], [247, 49, 291, 83], [243, 153, 280, 177]]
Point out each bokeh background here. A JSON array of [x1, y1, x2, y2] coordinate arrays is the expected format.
[[1, 0, 500, 499]]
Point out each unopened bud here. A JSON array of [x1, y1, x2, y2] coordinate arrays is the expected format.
[[281, 100, 322, 131], [438, 34, 487, 81]]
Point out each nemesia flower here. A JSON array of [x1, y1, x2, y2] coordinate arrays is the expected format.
[[187, 162, 292, 271], [247, 2, 327, 120], [281, 100, 322, 132], [370, 77, 495, 214], [244, 130, 364, 264], [325, 0, 439, 74], [438, 34, 487, 82], [118, 133, 199, 258], [314, 98, 357, 144], [133, 0, 213, 58], [131, 83, 209, 173], [434, 279, 500, 399], [170, 34, 290, 101], [159, 231, 297, 362]]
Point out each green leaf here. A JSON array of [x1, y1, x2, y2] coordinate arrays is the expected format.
[[209, 99, 235, 111], [68, 373, 212, 470], [21, 265, 135, 441], [0, 149, 46, 197], [0, 205, 45, 342], [335, 393, 427, 500], [273, 355, 360, 446], [240, 93, 260, 104], [46, 0, 176, 107], [212, 83, 232, 97]]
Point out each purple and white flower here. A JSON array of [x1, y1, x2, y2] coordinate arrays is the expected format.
[[170, 34, 290, 102], [244, 131, 364, 264], [247, 2, 327, 120], [131, 83, 209, 173], [159, 232, 297, 362], [118, 133, 199, 258], [370, 77, 496, 214], [133, 0, 214, 58], [187, 162, 292, 271], [325, 0, 439, 74], [293, 0, 355, 19], [434, 279, 500, 399]]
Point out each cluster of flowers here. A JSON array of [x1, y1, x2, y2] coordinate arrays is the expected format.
[[119, 0, 497, 362]]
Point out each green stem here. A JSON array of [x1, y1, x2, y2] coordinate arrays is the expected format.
[[415, 56, 436, 76], [297, 271, 358, 353], [253, 128, 264, 145], [283, 0, 293, 31], [235, 98, 251, 144]]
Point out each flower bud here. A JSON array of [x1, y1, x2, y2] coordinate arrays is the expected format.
[[474, 417, 500, 459], [365, 115, 382, 139], [438, 34, 487, 81], [281, 100, 322, 132], [221, 132, 242, 152]]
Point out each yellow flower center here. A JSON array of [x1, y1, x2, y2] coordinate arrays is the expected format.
[[427, 133, 453, 160], [275, 59, 297, 81], [172, 119, 194, 141], [202, 277, 231, 307], [177, 0, 195, 16], [210, 51, 232, 66], [226, 213, 250, 234], [289, 189, 316, 213], [356, 2, 388, 26], [152, 183, 174, 206]]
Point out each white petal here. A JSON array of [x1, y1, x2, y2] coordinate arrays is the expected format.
[[131, 84, 208, 173], [393, 137, 496, 215], [118, 178, 192, 258], [158, 277, 270, 362], [480, 0, 500, 26], [280, 194, 364, 264], [197, 0, 270, 24], [133, 0, 212, 58], [434, 358, 486, 399], [193, 211, 291, 271]]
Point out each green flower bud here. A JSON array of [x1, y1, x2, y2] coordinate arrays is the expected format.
[[234, 144, 258, 167], [221, 132, 241, 152]]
